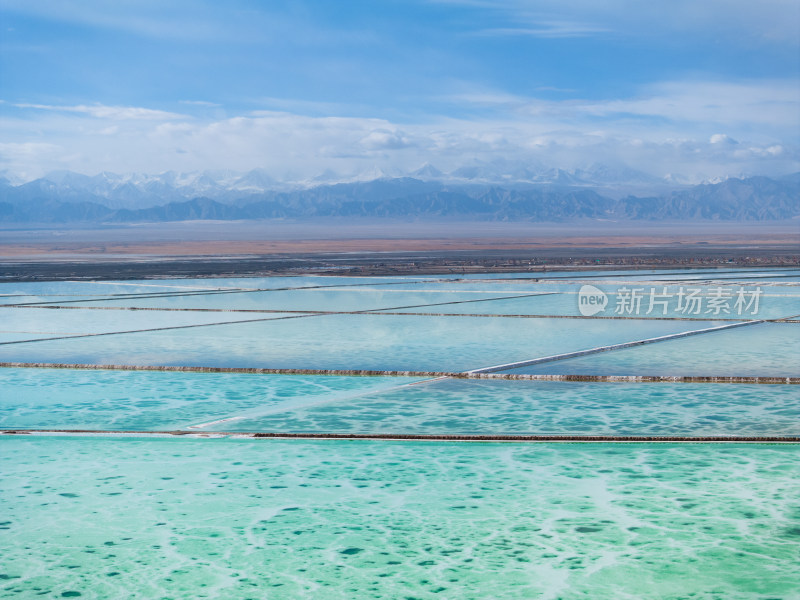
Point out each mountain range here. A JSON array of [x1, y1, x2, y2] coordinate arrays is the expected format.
[[0, 169, 798, 223]]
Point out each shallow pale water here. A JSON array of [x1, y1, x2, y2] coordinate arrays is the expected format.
[[506, 322, 800, 377], [0, 313, 729, 372], [30, 288, 557, 314], [6, 271, 796, 319], [387, 287, 799, 320], [1, 437, 798, 600], [0, 306, 293, 340], [0, 332, 63, 344], [0, 275, 427, 306]]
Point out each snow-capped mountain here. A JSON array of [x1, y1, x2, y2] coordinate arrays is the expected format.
[[1, 166, 797, 223]]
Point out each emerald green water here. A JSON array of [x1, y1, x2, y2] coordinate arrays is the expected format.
[[2, 369, 797, 436], [0, 368, 424, 431], [206, 379, 800, 437], [1, 270, 797, 599], [1, 437, 798, 600]]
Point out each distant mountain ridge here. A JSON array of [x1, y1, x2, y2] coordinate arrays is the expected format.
[[0, 164, 677, 210], [0, 171, 798, 223]]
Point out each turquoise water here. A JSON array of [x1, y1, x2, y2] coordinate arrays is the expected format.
[[1, 437, 798, 600], [2, 368, 797, 436], [1, 271, 797, 599], [203, 379, 800, 437], [0, 368, 423, 431]]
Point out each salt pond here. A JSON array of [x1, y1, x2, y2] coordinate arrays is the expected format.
[[1, 368, 797, 437], [1, 268, 798, 599], [1, 437, 798, 600]]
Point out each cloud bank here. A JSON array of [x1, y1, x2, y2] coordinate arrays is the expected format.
[[2, 77, 797, 183], [1, 1, 797, 183]]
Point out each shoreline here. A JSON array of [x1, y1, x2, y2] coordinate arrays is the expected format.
[[2, 242, 798, 281], [2, 219, 798, 281]]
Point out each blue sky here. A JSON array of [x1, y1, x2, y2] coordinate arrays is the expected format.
[[1, 0, 798, 182]]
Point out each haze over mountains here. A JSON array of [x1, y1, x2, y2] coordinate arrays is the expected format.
[[1, 166, 798, 224]]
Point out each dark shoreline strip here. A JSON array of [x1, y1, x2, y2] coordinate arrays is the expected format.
[[1, 429, 798, 443], [0, 362, 796, 383], [484, 268, 800, 281]]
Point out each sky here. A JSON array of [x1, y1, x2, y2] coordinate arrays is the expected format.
[[1, 0, 799, 183]]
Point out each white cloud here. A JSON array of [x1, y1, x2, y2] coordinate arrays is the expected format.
[[449, 79, 800, 139], [710, 134, 736, 145], [97, 126, 120, 136], [14, 103, 186, 121], [1, 85, 797, 184], [478, 21, 609, 38], [0, 0, 233, 41], [576, 80, 800, 130], [0, 141, 64, 181], [766, 145, 784, 156], [179, 100, 222, 108], [437, 0, 800, 43], [360, 129, 416, 150]]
